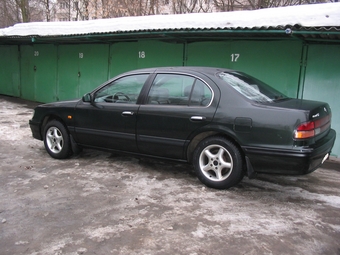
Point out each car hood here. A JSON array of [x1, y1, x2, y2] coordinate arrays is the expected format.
[[38, 99, 80, 109]]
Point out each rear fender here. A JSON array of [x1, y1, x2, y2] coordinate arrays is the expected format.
[[186, 125, 244, 163]]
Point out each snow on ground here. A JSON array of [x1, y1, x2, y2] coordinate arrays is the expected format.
[[0, 95, 340, 255]]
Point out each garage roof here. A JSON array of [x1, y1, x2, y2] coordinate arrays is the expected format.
[[1, 3, 340, 44]]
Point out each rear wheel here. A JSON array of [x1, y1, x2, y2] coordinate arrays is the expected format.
[[43, 120, 71, 159], [193, 136, 244, 189]]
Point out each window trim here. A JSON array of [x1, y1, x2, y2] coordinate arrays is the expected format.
[[145, 72, 214, 108]]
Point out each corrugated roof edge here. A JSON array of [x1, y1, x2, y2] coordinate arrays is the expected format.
[[1, 3, 340, 38]]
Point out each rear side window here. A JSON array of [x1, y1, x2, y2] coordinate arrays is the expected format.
[[147, 74, 212, 106], [217, 71, 288, 103]]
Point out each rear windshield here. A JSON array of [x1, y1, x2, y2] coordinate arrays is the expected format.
[[217, 71, 288, 103]]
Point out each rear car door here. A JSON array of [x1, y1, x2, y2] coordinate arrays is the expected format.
[[74, 74, 149, 152], [137, 73, 217, 159]]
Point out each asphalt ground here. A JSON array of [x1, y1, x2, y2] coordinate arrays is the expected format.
[[0, 95, 340, 255]]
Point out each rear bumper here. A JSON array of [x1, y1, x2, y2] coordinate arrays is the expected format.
[[29, 119, 43, 140], [244, 129, 336, 175]]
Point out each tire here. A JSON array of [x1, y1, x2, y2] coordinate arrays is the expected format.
[[43, 120, 72, 159], [193, 136, 244, 189]]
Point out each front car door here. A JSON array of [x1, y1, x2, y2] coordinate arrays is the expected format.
[[74, 74, 149, 152], [137, 72, 217, 160]]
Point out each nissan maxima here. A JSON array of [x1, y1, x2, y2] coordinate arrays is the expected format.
[[29, 67, 336, 189]]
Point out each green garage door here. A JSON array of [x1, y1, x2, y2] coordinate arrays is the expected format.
[[137, 40, 184, 68], [57, 45, 79, 101], [57, 44, 109, 101], [0, 46, 20, 97], [186, 41, 231, 68], [229, 40, 302, 98], [186, 40, 303, 98], [33, 45, 57, 103], [20, 45, 57, 102], [78, 44, 109, 96], [303, 44, 340, 157], [109, 42, 139, 78], [109, 40, 184, 78]]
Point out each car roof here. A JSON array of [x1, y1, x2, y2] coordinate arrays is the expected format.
[[124, 66, 235, 76]]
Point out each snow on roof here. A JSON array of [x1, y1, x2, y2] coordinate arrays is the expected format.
[[1, 3, 340, 37]]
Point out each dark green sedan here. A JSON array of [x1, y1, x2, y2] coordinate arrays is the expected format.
[[29, 67, 336, 189]]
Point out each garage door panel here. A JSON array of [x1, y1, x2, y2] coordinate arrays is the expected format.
[[303, 44, 340, 157]]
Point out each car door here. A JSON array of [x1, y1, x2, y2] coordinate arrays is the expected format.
[[74, 74, 149, 152], [137, 73, 217, 159]]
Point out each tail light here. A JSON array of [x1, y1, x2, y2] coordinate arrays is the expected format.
[[294, 114, 331, 139]]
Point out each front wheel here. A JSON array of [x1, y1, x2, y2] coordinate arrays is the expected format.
[[43, 120, 71, 159], [193, 137, 244, 189]]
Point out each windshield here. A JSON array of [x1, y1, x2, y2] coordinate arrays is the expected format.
[[217, 71, 288, 103]]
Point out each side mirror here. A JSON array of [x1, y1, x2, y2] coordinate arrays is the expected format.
[[82, 93, 92, 103]]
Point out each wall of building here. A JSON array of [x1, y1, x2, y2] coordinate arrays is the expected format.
[[0, 39, 338, 157]]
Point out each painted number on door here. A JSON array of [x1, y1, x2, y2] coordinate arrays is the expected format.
[[231, 53, 240, 62], [138, 51, 146, 59], [34, 51, 39, 57], [79, 53, 84, 59]]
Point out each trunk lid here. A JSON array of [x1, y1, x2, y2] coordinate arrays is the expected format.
[[273, 98, 332, 141]]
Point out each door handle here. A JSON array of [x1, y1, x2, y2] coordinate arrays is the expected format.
[[190, 116, 206, 121], [122, 111, 134, 116]]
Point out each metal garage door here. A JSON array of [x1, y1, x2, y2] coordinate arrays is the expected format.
[[186, 40, 303, 98], [0, 45, 20, 97], [302, 44, 340, 157], [57, 44, 109, 101], [20, 45, 57, 102]]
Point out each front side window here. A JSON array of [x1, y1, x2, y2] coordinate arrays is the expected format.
[[94, 74, 148, 104], [147, 74, 212, 106], [217, 71, 288, 103]]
